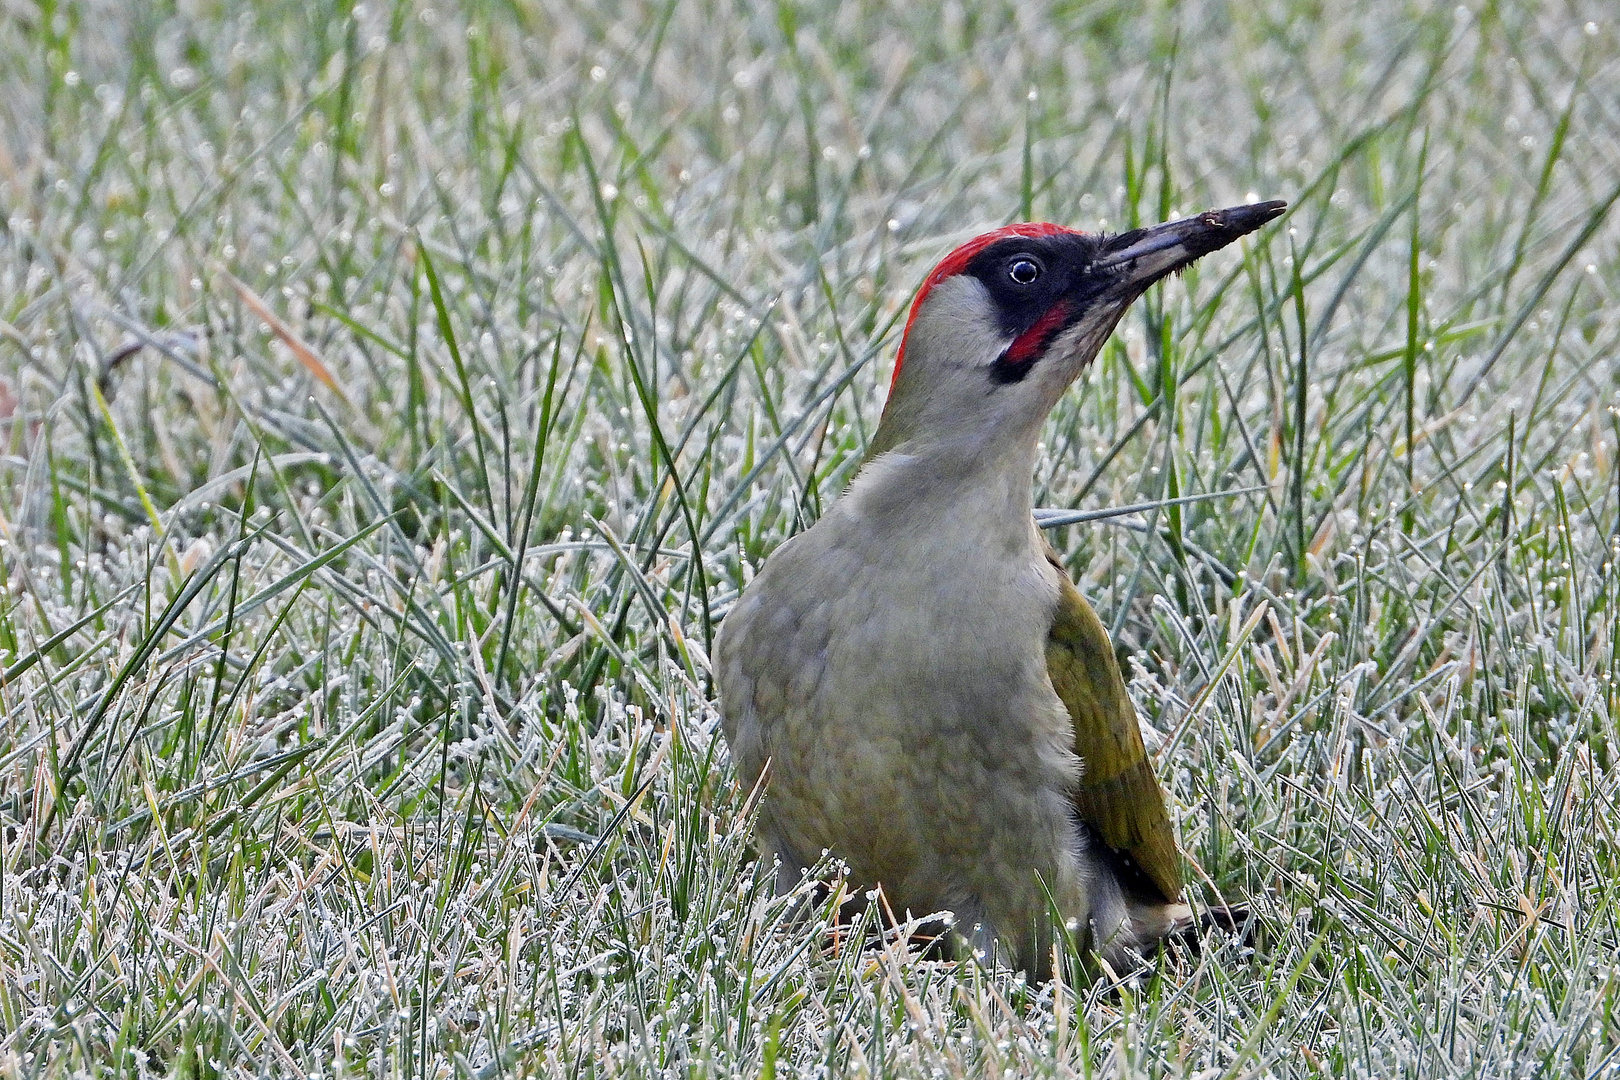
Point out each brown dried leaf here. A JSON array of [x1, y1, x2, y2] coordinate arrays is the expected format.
[[218, 266, 349, 403]]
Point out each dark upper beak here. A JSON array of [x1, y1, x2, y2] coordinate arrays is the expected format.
[[1093, 200, 1287, 285]]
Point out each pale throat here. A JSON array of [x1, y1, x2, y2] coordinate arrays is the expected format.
[[851, 430, 1048, 552]]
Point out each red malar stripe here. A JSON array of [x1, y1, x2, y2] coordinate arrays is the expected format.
[[1001, 298, 1073, 367]]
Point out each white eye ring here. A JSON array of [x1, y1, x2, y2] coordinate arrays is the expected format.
[[1009, 258, 1041, 285]]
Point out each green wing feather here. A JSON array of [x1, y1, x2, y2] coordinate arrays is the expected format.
[[1042, 543, 1184, 903]]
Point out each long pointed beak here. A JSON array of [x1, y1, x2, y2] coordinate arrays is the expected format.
[[1093, 200, 1287, 284]]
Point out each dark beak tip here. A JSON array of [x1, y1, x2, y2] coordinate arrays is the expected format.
[[1211, 199, 1288, 235]]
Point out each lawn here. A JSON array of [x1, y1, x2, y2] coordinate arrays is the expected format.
[[1, 0, 1617, 1075]]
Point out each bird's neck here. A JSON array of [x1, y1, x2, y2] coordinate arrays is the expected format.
[[844, 429, 1044, 547]]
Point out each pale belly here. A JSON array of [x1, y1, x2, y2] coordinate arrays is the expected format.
[[715, 513, 1082, 926]]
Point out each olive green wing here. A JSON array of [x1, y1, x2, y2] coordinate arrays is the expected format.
[[1043, 544, 1184, 903]]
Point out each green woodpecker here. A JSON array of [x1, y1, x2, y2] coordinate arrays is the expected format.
[[715, 201, 1286, 974]]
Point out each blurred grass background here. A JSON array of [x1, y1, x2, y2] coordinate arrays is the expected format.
[[1, 0, 1617, 1075]]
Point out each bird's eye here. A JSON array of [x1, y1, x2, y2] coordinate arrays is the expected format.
[[1008, 258, 1041, 285]]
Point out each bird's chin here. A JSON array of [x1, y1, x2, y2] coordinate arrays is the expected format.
[[1044, 304, 1132, 385], [1121, 252, 1197, 290]]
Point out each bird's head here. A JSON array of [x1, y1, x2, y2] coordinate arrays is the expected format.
[[868, 201, 1287, 459]]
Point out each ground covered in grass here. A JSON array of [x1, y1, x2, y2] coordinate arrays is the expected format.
[[1, 0, 1617, 1075]]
